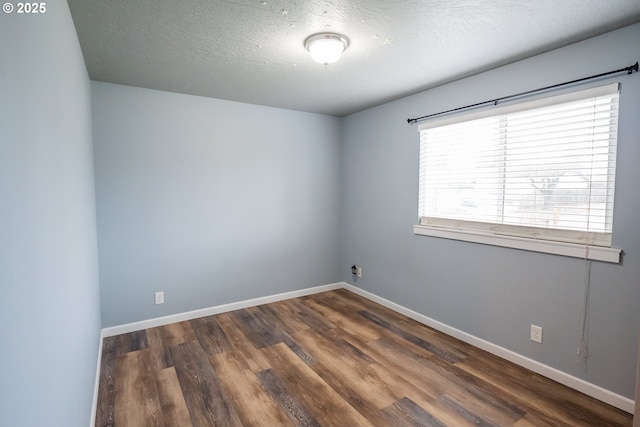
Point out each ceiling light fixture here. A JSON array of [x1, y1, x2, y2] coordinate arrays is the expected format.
[[304, 32, 350, 66]]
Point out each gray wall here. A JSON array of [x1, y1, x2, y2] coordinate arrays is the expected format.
[[0, 1, 102, 426], [340, 23, 640, 399], [92, 83, 341, 327]]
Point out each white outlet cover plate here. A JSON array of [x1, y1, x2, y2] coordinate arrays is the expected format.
[[530, 324, 543, 343]]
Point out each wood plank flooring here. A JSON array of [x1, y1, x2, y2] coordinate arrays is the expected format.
[[95, 289, 632, 426]]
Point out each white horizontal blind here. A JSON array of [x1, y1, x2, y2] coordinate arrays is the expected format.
[[418, 83, 619, 246]]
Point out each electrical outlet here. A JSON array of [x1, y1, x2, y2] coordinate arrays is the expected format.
[[351, 265, 363, 278], [155, 291, 164, 305], [530, 324, 543, 343]]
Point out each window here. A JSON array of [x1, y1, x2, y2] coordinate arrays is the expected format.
[[415, 83, 621, 262]]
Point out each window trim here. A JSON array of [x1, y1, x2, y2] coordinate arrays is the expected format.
[[413, 224, 621, 263]]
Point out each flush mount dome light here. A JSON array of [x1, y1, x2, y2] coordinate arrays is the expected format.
[[304, 32, 350, 65]]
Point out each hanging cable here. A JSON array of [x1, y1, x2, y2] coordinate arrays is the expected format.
[[407, 61, 638, 125], [577, 252, 591, 366], [576, 100, 601, 367]]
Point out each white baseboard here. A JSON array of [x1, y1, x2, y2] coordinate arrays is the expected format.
[[343, 283, 635, 414], [101, 282, 343, 338]]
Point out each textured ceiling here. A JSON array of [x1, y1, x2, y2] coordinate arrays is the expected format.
[[67, 0, 640, 116]]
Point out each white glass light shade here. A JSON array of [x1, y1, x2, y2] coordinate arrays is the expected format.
[[304, 33, 350, 65]]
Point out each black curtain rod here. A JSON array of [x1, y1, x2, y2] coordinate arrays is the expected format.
[[407, 61, 639, 125]]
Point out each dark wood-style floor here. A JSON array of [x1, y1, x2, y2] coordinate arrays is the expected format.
[[95, 289, 632, 426]]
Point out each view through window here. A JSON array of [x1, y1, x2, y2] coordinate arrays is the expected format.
[[418, 83, 619, 247]]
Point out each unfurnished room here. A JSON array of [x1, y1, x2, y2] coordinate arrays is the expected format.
[[2, 1, 640, 426]]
